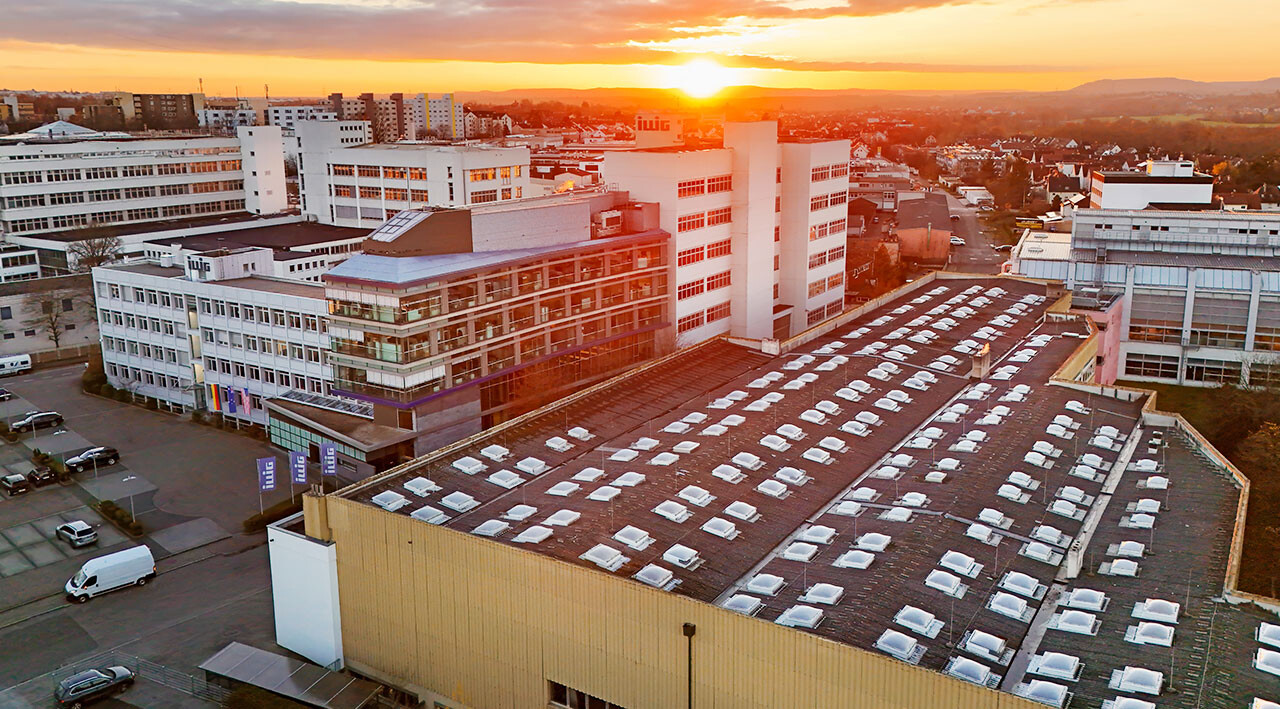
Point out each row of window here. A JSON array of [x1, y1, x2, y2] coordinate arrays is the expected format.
[[9, 199, 246, 233], [100, 309, 181, 336], [676, 175, 733, 198], [806, 299, 844, 326], [1094, 222, 1280, 237], [807, 272, 845, 298], [676, 207, 732, 233], [204, 356, 328, 393], [810, 191, 848, 212], [675, 238, 732, 267], [810, 218, 848, 241], [4, 181, 243, 210], [201, 327, 325, 361], [810, 163, 850, 182], [102, 337, 186, 365], [106, 363, 187, 391], [199, 299, 325, 332], [0, 160, 240, 185], [808, 245, 846, 270], [676, 270, 731, 300], [332, 184, 430, 202], [676, 301, 732, 334]]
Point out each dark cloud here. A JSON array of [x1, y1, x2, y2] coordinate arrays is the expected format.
[[4, 0, 1079, 72]]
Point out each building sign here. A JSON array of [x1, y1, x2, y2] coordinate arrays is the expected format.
[[257, 457, 276, 492], [290, 451, 308, 485], [320, 443, 338, 477]]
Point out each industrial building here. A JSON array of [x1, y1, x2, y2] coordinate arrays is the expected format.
[[269, 272, 1278, 709], [1010, 207, 1280, 387]]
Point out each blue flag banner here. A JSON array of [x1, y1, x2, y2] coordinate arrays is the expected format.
[[320, 443, 337, 477], [257, 457, 276, 492], [226, 386, 236, 414], [290, 450, 308, 485]]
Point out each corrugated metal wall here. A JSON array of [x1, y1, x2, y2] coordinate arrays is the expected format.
[[319, 496, 1043, 709]]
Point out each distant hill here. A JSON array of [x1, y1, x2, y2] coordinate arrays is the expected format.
[[1068, 77, 1280, 96]]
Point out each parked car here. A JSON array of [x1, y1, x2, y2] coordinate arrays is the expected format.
[[56, 521, 99, 548], [0, 354, 31, 376], [65, 545, 156, 603], [11, 410, 63, 432], [994, 244, 1014, 252], [26, 465, 58, 487], [950, 214, 960, 221], [1, 473, 30, 496], [66, 447, 120, 473], [949, 236, 967, 246], [0, 386, 13, 401], [54, 665, 135, 707]]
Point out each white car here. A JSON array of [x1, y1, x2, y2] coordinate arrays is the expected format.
[[949, 237, 967, 246]]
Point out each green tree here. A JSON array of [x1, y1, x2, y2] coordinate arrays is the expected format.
[[1233, 422, 1280, 597]]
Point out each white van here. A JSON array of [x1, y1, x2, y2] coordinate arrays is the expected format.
[[0, 354, 31, 376], [65, 545, 155, 603]]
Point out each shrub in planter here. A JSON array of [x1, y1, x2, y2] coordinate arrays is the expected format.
[[126, 521, 144, 536], [99, 500, 119, 515], [113, 389, 131, 403], [99, 384, 117, 398], [191, 410, 205, 424], [145, 398, 158, 410]]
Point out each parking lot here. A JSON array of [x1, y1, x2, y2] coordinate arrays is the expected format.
[[0, 365, 292, 707]]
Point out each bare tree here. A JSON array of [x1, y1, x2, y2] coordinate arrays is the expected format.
[[67, 223, 122, 272], [23, 288, 81, 349]]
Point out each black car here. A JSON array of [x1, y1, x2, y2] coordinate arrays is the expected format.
[[26, 466, 58, 487], [54, 666, 135, 707], [0, 386, 12, 401], [11, 410, 63, 432], [1, 473, 30, 496], [66, 447, 120, 473]]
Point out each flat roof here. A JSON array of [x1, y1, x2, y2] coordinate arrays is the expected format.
[[897, 192, 953, 230], [268, 397, 413, 452], [151, 222, 366, 251], [1015, 230, 1072, 262], [107, 263, 185, 278], [213, 276, 325, 297], [20, 212, 280, 243], [338, 276, 1273, 706], [199, 641, 379, 709]]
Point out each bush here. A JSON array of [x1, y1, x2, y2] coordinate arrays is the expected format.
[[242, 498, 304, 534], [126, 521, 144, 536], [113, 389, 131, 403], [145, 398, 158, 410], [99, 384, 117, 398]]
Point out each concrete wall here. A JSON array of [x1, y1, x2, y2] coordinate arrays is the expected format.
[[268, 518, 344, 668]]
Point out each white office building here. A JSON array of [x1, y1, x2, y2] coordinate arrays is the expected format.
[[93, 248, 332, 426], [603, 121, 848, 343], [296, 121, 530, 229], [1011, 207, 1280, 387], [0, 123, 288, 246], [1088, 159, 1214, 209]]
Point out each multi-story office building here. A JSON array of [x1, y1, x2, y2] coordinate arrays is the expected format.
[[603, 121, 848, 342], [93, 248, 332, 427], [412, 93, 465, 140], [299, 191, 669, 469], [1088, 159, 1213, 209], [197, 108, 259, 129], [267, 105, 337, 130], [0, 244, 42, 282], [296, 121, 529, 228], [0, 123, 288, 256], [139, 222, 369, 283], [1011, 207, 1280, 387]]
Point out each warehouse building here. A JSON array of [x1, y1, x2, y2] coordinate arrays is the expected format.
[[269, 273, 1277, 709]]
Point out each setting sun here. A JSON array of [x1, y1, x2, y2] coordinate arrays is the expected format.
[[669, 59, 737, 98]]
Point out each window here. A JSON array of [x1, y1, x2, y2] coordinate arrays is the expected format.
[[677, 279, 706, 300], [677, 213, 705, 232], [357, 165, 380, 178], [706, 207, 732, 226], [677, 312, 705, 333], [706, 271, 731, 291], [1124, 353, 1179, 379], [1127, 290, 1184, 344], [1185, 357, 1241, 384], [706, 175, 732, 193], [384, 188, 408, 202], [410, 189, 429, 202], [472, 189, 498, 204], [706, 302, 731, 322], [810, 194, 830, 211], [706, 239, 731, 258], [332, 164, 355, 176], [812, 165, 831, 182], [677, 179, 706, 198], [47, 169, 79, 182], [408, 168, 428, 180], [677, 246, 705, 267], [383, 166, 406, 179], [358, 186, 381, 199], [468, 168, 497, 182], [333, 185, 353, 198]]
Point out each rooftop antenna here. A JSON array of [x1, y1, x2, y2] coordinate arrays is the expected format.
[[198, 77, 204, 94], [265, 84, 270, 101]]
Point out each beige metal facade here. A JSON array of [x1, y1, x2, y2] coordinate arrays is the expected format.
[[304, 494, 1043, 709]]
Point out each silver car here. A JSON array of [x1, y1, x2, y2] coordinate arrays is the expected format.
[[56, 521, 98, 548]]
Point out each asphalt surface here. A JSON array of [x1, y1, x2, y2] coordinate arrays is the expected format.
[[943, 195, 1007, 274], [0, 365, 287, 708]]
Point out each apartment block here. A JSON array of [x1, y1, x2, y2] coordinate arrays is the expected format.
[[296, 121, 530, 228], [97, 92, 207, 130], [412, 93, 465, 140], [0, 123, 288, 259], [327, 93, 418, 143], [1088, 159, 1214, 209], [267, 105, 338, 129]]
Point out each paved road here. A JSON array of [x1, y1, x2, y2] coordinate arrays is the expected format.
[[0, 540, 272, 707], [944, 196, 1006, 274]]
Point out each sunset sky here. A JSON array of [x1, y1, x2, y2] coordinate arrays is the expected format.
[[3, 0, 1276, 96]]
